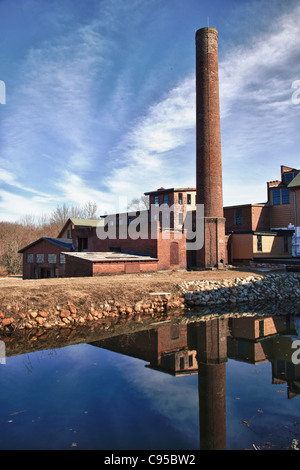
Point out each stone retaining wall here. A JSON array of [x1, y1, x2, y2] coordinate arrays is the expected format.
[[0, 293, 186, 331], [179, 273, 300, 308], [1, 273, 300, 332]]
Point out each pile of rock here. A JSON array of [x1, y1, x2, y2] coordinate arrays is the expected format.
[[179, 274, 300, 308], [0, 293, 186, 331]]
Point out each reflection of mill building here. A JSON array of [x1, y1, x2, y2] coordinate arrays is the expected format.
[[226, 165, 300, 265], [91, 314, 300, 450], [3, 312, 300, 450]]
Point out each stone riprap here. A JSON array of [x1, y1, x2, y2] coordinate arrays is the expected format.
[[0, 293, 186, 331], [1, 273, 300, 331], [179, 274, 300, 308]]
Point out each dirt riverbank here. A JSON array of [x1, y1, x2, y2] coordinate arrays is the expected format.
[[0, 267, 265, 305], [0, 267, 288, 331]]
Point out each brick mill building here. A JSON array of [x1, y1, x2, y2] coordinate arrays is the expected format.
[[18, 29, 300, 279], [225, 165, 300, 265], [19, 191, 192, 279]]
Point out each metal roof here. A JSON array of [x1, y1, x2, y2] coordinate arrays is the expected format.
[[18, 237, 73, 253], [288, 172, 300, 188], [57, 217, 104, 238]]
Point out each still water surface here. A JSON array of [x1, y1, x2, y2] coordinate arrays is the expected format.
[[0, 310, 300, 450]]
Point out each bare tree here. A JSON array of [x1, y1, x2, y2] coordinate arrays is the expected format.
[[127, 195, 149, 211], [81, 201, 99, 219], [0, 201, 100, 275], [49, 201, 99, 230]]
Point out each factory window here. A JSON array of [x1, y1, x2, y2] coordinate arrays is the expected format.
[[273, 189, 281, 205], [163, 194, 169, 206], [178, 212, 183, 225], [187, 194, 191, 205], [237, 340, 245, 357], [257, 235, 262, 252], [36, 254, 44, 263], [282, 188, 290, 204], [180, 357, 185, 370], [178, 193, 183, 204], [109, 246, 121, 252], [48, 254, 57, 264], [188, 355, 193, 367], [60, 254, 66, 264], [234, 209, 243, 226], [154, 196, 159, 207], [78, 237, 88, 252], [164, 355, 170, 368], [163, 212, 169, 227], [27, 254, 34, 263]]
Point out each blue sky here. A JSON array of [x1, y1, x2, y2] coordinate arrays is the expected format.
[[0, 0, 300, 222]]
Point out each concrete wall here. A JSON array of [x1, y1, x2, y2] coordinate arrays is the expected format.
[[253, 234, 292, 258], [231, 232, 293, 262], [230, 233, 253, 262]]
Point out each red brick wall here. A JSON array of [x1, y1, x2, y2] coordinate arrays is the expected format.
[[224, 206, 252, 232], [72, 225, 187, 271], [22, 240, 69, 279], [72, 227, 158, 258], [64, 256, 158, 277], [197, 218, 226, 268], [224, 205, 270, 232], [64, 255, 92, 277], [270, 188, 300, 228], [252, 205, 270, 231], [157, 325, 188, 356], [92, 260, 158, 276], [195, 28, 223, 219], [157, 230, 187, 270]]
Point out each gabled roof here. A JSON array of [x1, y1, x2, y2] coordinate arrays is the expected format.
[[18, 237, 73, 253], [288, 172, 300, 188], [57, 217, 103, 238]]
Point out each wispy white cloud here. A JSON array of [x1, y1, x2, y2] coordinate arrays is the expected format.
[[107, 77, 196, 197], [102, 3, 300, 206], [1, 0, 300, 221], [0, 188, 55, 221]]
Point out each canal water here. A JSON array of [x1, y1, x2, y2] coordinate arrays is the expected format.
[[0, 307, 300, 450]]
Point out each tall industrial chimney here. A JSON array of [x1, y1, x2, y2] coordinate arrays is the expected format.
[[195, 27, 226, 268]]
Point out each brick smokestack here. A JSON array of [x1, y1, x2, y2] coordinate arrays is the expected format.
[[195, 27, 226, 268]]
